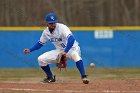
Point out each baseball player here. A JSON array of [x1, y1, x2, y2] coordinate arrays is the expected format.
[[23, 13, 89, 84]]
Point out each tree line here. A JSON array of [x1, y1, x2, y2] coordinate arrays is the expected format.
[[0, 0, 139, 26]]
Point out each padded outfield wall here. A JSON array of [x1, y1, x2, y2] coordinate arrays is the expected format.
[[0, 27, 140, 68]]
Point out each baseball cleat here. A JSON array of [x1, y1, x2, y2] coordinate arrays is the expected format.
[[81, 75, 89, 84], [43, 75, 56, 83]]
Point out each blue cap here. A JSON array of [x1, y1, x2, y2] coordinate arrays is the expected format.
[[45, 13, 58, 23]]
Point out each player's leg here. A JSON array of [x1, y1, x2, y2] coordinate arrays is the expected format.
[[38, 49, 61, 83], [67, 47, 89, 84], [71, 52, 85, 76], [72, 53, 89, 84], [40, 65, 55, 83]]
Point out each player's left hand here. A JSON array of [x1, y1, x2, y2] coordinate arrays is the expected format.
[[56, 52, 67, 69], [61, 52, 66, 61]]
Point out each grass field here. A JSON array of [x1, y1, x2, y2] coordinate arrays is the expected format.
[[0, 67, 139, 81]]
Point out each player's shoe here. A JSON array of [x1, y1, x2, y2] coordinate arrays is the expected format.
[[81, 75, 89, 84], [43, 75, 56, 83]]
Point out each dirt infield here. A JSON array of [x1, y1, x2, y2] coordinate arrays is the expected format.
[[0, 80, 140, 93], [0, 68, 140, 93]]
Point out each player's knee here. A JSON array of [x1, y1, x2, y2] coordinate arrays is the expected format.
[[38, 56, 48, 66], [38, 56, 43, 62], [71, 52, 81, 62]]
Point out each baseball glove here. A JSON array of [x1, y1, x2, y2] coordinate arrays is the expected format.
[[56, 53, 67, 69]]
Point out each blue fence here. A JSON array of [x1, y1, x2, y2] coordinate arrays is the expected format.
[[0, 30, 140, 68]]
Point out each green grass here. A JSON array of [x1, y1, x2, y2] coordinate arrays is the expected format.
[[0, 67, 140, 81], [88, 67, 140, 80]]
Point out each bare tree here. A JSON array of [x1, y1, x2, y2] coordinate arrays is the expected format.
[[0, 0, 140, 26]]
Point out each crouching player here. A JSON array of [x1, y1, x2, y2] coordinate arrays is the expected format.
[[23, 13, 89, 84]]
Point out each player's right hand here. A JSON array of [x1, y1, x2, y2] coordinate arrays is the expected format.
[[23, 48, 30, 54]]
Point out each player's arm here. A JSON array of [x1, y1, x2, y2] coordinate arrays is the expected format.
[[23, 41, 44, 54], [61, 25, 75, 54], [30, 41, 44, 52], [64, 34, 75, 53], [23, 29, 48, 54], [56, 34, 75, 69]]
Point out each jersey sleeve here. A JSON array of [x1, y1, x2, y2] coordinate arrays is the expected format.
[[61, 25, 73, 39], [39, 29, 49, 44], [60, 24, 75, 53], [64, 35, 75, 53]]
